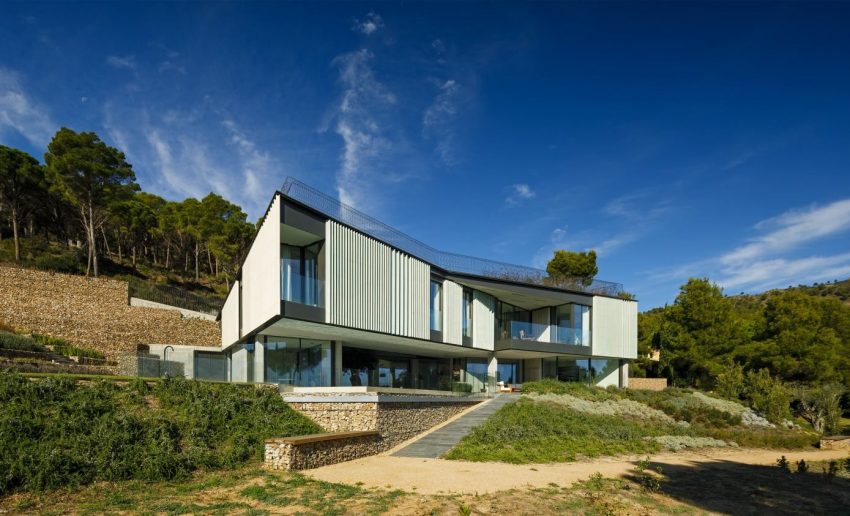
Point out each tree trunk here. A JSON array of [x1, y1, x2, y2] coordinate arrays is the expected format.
[[101, 226, 111, 257], [88, 203, 99, 277], [207, 248, 214, 276], [11, 206, 20, 262], [194, 241, 200, 282], [132, 246, 136, 266], [165, 243, 171, 268]]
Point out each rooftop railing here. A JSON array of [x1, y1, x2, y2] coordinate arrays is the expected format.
[[280, 178, 624, 297]]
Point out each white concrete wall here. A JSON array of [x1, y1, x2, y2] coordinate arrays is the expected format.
[[220, 280, 240, 347], [147, 344, 205, 379], [591, 296, 638, 359], [230, 345, 248, 382], [472, 291, 496, 350], [442, 280, 463, 345], [241, 195, 281, 337], [532, 307, 550, 342], [327, 221, 430, 340]]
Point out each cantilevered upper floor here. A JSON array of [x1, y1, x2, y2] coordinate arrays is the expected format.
[[219, 178, 637, 361]]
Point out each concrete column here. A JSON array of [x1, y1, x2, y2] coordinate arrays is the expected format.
[[255, 337, 265, 383], [333, 341, 343, 386], [487, 353, 498, 393], [523, 358, 542, 382], [621, 362, 629, 388]]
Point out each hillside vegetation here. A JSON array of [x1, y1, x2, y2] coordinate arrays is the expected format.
[[1, 132, 258, 305], [445, 381, 817, 464], [0, 373, 321, 495]]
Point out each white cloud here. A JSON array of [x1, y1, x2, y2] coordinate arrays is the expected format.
[[720, 199, 850, 266], [651, 198, 850, 294], [329, 49, 399, 209], [106, 55, 136, 70], [505, 183, 535, 206], [222, 120, 278, 200], [0, 67, 55, 146], [352, 11, 384, 35], [423, 79, 461, 165]]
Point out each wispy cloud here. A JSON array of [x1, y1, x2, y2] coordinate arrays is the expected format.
[[720, 199, 850, 266], [650, 199, 850, 294], [423, 79, 462, 165], [106, 55, 136, 70], [352, 11, 383, 36], [505, 183, 535, 206], [222, 120, 278, 200], [0, 67, 55, 147], [329, 48, 399, 209]]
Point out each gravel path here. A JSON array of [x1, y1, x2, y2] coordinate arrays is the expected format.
[[305, 447, 850, 495]]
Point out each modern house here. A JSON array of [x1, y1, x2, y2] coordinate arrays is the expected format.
[[214, 178, 637, 392]]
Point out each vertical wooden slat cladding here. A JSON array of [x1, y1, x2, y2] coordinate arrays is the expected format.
[[327, 221, 430, 339], [591, 296, 638, 359], [442, 280, 463, 344], [472, 291, 495, 350]]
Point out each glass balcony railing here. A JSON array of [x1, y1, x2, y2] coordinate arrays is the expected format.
[[281, 273, 324, 308], [499, 321, 590, 346]]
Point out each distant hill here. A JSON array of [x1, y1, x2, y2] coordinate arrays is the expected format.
[[730, 278, 850, 305]]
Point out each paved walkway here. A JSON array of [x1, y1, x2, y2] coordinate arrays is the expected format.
[[392, 393, 518, 458]]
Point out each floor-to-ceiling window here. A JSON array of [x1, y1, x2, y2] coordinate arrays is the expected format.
[[498, 302, 532, 340], [462, 289, 473, 339], [430, 280, 443, 332], [340, 347, 450, 390], [554, 303, 591, 346], [265, 337, 331, 386], [281, 242, 323, 307], [497, 360, 521, 384], [542, 356, 592, 383]]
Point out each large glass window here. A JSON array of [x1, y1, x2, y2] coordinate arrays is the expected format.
[[499, 302, 532, 340], [340, 347, 450, 390], [554, 303, 591, 346], [462, 289, 473, 338], [430, 280, 443, 332], [497, 360, 521, 384], [281, 242, 323, 307], [195, 351, 227, 382], [590, 359, 620, 386], [265, 337, 331, 386]]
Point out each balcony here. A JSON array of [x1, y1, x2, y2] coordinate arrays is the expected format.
[[496, 320, 591, 355], [280, 271, 325, 323]]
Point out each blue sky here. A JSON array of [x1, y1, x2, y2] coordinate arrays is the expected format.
[[2, 2, 850, 309]]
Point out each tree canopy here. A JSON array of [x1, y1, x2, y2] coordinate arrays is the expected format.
[[546, 250, 598, 285]]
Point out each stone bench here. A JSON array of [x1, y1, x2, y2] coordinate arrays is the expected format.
[[265, 430, 381, 471]]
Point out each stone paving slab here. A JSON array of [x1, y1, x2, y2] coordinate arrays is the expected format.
[[392, 394, 519, 458]]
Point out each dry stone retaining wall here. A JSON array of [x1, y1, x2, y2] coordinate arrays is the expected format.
[[268, 392, 480, 470], [628, 378, 668, 391], [0, 266, 220, 357]]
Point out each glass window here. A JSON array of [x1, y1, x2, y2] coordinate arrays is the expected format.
[[462, 289, 473, 338], [590, 359, 620, 386], [195, 351, 227, 382], [281, 242, 323, 307], [554, 304, 590, 346], [497, 360, 520, 384], [430, 280, 443, 332], [265, 337, 331, 386], [556, 357, 591, 383], [499, 302, 532, 340]]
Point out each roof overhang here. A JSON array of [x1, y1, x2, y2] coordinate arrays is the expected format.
[[447, 274, 593, 310]]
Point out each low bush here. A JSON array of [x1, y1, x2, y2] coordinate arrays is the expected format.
[[745, 369, 791, 424], [623, 388, 742, 427], [444, 397, 688, 463], [33, 252, 85, 274], [0, 373, 321, 495], [0, 331, 46, 353], [451, 382, 473, 393], [31, 334, 105, 360]]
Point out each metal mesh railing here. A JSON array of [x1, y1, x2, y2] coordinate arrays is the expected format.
[[128, 279, 224, 316], [281, 178, 624, 296]]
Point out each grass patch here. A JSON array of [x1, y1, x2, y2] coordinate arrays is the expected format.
[[444, 397, 688, 463], [0, 331, 47, 353], [0, 372, 321, 496]]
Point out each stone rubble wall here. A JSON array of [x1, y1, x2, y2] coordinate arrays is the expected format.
[[627, 378, 669, 391], [267, 395, 481, 470], [266, 433, 382, 471], [0, 266, 220, 358]]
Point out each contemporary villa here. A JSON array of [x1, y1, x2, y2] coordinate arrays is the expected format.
[[208, 178, 637, 392]]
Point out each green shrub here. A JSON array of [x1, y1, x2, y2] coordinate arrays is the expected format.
[[0, 331, 46, 352], [0, 373, 321, 495], [32, 334, 105, 360], [714, 363, 745, 401], [522, 380, 621, 401], [34, 253, 84, 274], [745, 369, 791, 424], [451, 382, 472, 393]]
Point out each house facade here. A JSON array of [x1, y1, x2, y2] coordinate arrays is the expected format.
[[217, 178, 637, 392]]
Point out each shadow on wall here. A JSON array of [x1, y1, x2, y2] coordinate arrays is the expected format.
[[624, 459, 850, 515]]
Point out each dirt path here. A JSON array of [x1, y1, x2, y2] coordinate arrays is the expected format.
[[305, 447, 850, 494]]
